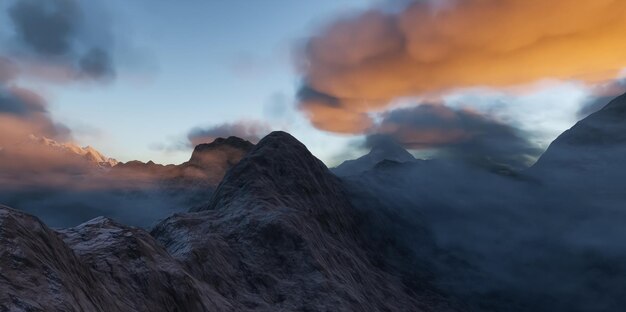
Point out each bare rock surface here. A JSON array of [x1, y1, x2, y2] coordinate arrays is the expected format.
[[58, 217, 233, 311], [0, 132, 455, 311], [0, 205, 120, 312], [154, 131, 455, 311]]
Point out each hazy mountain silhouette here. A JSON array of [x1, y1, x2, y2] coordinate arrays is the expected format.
[[531, 92, 626, 192], [333, 139, 415, 176], [0, 137, 254, 227], [341, 92, 626, 312]]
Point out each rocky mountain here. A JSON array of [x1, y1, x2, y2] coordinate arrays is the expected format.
[[0, 136, 254, 228], [333, 139, 415, 176], [154, 131, 456, 311], [114, 136, 253, 185], [175, 136, 255, 186], [0, 204, 230, 311], [0, 135, 118, 179], [0, 132, 457, 311], [113, 136, 255, 210], [29, 135, 119, 168]]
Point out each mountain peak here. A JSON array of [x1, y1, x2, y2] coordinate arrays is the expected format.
[[200, 131, 345, 213], [249, 131, 313, 158], [369, 138, 415, 160], [154, 131, 445, 311], [191, 136, 253, 153], [333, 138, 415, 177], [599, 91, 626, 114], [27, 135, 118, 168], [188, 136, 254, 166]]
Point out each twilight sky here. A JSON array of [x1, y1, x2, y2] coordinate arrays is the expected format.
[[1, 0, 625, 167]]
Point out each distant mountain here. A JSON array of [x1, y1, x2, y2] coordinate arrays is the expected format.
[[114, 136, 253, 185], [0, 132, 457, 311], [178, 136, 255, 185], [0, 135, 118, 176], [0, 136, 255, 228], [338, 92, 626, 311], [112, 136, 254, 210], [333, 139, 415, 176], [29, 135, 119, 168]]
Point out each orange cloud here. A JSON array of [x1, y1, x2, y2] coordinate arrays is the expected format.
[[298, 0, 626, 132], [302, 100, 373, 134]]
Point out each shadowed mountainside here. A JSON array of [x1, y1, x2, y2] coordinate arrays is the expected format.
[[341, 93, 626, 312], [0, 132, 458, 311], [530, 92, 626, 192]]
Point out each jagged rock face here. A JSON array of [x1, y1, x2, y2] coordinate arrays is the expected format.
[[333, 139, 415, 177], [58, 217, 232, 311], [153, 131, 455, 311], [0, 205, 233, 312], [0, 205, 119, 312]]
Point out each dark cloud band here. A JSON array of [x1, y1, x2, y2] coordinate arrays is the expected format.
[[366, 104, 542, 169], [7, 0, 116, 81]]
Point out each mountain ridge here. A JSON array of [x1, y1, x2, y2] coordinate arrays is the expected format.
[[156, 131, 456, 311], [0, 132, 457, 311]]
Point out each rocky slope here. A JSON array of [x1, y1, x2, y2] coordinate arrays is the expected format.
[[0, 132, 456, 311], [154, 131, 455, 311], [0, 204, 233, 311], [0, 205, 121, 311]]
